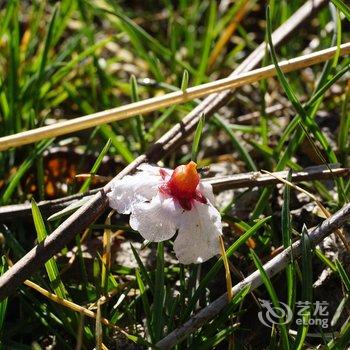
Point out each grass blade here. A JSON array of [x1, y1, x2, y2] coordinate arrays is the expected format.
[[194, 0, 216, 85], [99, 125, 134, 163], [152, 242, 165, 341], [192, 325, 239, 350], [34, 5, 59, 114], [130, 243, 153, 294], [79, 139, 111, 193], [282, 170, 295, 309], [130, 75, 146, 152], [293, 225, 313, 349], [1, 139, 53, 204], [135, 269, 153, 342], [48, 196, 93, 221], [331, 0, 350, 21], [31, 199, 68, 299], [335, 258, 350, 293], [0, 256, 8, 343], [213, 115, 257, 171], [202, 284, 251, 336], [191, 114, 205, 162], [180, 69, 189, 92], [250, 249, 290, 350], [194, 0, 217, 85], [314, 249, 336, 272], [8, 1, 20, 133], [331, 295, 348, 327], [338, 81, 350, 166]]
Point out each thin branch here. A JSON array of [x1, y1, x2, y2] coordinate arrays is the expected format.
[[0, 0, 328, 301], [0, 165, 347, 221], [207, 165, 349, 193], [1, 44, 347, 150], [155, 202, 350, 349], [0, 195, 95, 221]]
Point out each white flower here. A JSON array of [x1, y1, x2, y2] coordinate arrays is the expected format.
[[108, 162, 222, 264]]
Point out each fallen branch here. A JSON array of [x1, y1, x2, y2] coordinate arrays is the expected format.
[[0, 165, 347, 221], [0, 0, 328, 301], [155, 201, 350, 349]]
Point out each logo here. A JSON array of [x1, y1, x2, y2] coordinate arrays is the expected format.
[[258, 299, 293, 327], [258, 299, 329, 329]]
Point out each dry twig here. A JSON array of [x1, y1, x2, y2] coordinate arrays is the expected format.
[[207, 165, 349, 192]]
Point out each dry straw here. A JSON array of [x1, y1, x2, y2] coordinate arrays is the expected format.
[[0, 42, 349, 151]]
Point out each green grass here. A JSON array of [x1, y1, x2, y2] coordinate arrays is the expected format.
[[0, 0, 349, 348]]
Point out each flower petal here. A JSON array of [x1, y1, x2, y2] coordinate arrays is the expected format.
[[108, 171, 160, 214], [137, 163, 161, 174], [173, 202, 222, 264], [137, 163, 173, 177], [198, 181, 215, 204], [130, 194, 179, 242]]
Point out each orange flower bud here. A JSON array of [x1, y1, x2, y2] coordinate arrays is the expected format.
[[168, 161, 200, 199]]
